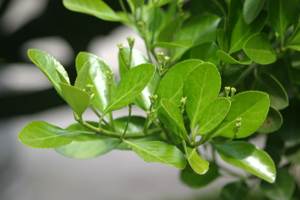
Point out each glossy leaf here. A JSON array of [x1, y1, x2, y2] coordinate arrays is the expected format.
[[105, 63, 155, 112], [243, 33, 276, 65], [27, 49, 70, 96], [75, 52, 114, 112], [188, 42, 219, 65], [186, 148, 209, 175], [243, 0, 265, 24], [261, 169, 295, 200], [124, 139, 186, 169], [215, 91, 270, 138], [157, 59, 203, 105], [180, 163, 219, 188], [60, 83, 90, 116], [215, 141, 276, 183], [217, 50, 252, 65], [63, 0, 120, 21], [255, 73, 289, 110], [56, 123, 120, 159], [118, 47, 159, 110], [258, 107, 283, 134], [184, 62, 221, 129], [18, 121, 87, 148], [197, 97, 231, 135], [159, 99, 188, 140]]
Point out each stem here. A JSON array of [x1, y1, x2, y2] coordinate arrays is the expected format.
[[91, 107, 109, 126], [121, 104, 132, 138]]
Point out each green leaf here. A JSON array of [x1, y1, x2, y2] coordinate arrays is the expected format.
[[197, 97, 231, 135], [261, 169, 295, 200], [229, 12, 267, 53], [269, 0, 300, 40], [159, 99, 188, 140], [63, 0, 120, 21], [60, 83, 90, 116], [188, 42, 219, 65], [160, 14, 220, 60], [220, 181, 249, 200], [215, 141, 276, 183], [184, 62, 221, 129], [243, 33, 277, 65], [27, 49, 70, 96], [124, 139, 186, 169], [118, 47, 159, 110], [157, 59, 203, 105], [18, 121, 86, 148], [243, 0, 265, 24], [105, 63, 155, 112], [287, 26, 300, 51], [75, 52, 114, 112], [255, 73, 289, 110], [186, 148, 209, 175], [180, 163, 219, 188], [215, 91, 270, 138], [217, 50, 252, 65], [56, 123, 120, 159], [258, 107, 283, 134]]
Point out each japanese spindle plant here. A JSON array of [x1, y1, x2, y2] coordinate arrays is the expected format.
[[19, 0, 300, 199]]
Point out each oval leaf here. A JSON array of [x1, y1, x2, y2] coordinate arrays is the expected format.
[[124, 139, 186, 169], [18, 121, 84, 148], [215, 141, 276, 183], [63, 0, 120, 21], [243, 0, 265, 24], [258, 107, 283, 134], [215, 91, 270, 138], [60, 83, 90, 116], [243, 33, 277, 65], [186, 148, 209, 175], [27, 49, 70, 96], [197, 97, 231, 135], [105, 63, 155, 112], [184, 62, 221, 129], [217, 50, 252, 65]]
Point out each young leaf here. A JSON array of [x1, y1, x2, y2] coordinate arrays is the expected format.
[[18, 121, 84, 148], [124, 140, 186, 169], [243, 0, 265, 24], [75, 52, 114, 112], [217, 50, 252, 65], [159, 99, 188, 141], [180, 163, 219, 188], [215, 141, 276, 183], [261, 169, 295, 200], [157, 59, 203, 105], [184, 62, 221, 129], [197, 97, 231, 135], [186, 148, 209, 175], [214, 91, 270, 138], [118, 47, 159, 110], [258, 107, 283, 134], [255, 73, 289, 110], [60, 83, 90, 117], [63, 0, 120, 22], [243, 33, 277, 65], [104, 63, 155, 112], [27, 49, 70, 96]]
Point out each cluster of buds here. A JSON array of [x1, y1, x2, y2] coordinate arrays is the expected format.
[[156, 51, 170, 75], [224, 86, 237, 97], [234, 117, 242, 138], [180, 96, 187, 113]]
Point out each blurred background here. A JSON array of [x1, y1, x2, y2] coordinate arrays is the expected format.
[[0, 0, 226, 199]]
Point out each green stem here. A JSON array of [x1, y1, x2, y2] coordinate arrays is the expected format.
[[121, 104, 132, 138]]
